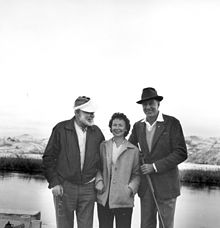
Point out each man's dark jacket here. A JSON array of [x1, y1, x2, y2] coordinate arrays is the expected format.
[[43, 117, 105, 188], [129, 114, 187, 200]]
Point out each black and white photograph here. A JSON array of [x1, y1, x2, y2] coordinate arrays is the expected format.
[[0, 0, 220, 228]]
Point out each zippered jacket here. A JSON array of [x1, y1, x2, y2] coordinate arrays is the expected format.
[[43, 117, 105, 188]]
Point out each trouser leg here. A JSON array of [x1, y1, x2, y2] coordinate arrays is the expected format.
[[115, 207, 133, 228], [53, 195, 73, 228], [76, 181, 96, 228], [158, 198, 176, 228], [140, 187, 177, 228], [140, 187, 157, 228], [97, 203, 114, 228]]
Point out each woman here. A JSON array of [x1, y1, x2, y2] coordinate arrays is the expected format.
[[95, 112, 140, 228]]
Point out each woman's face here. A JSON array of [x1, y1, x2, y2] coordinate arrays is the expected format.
[[111, 118, 127, 138]]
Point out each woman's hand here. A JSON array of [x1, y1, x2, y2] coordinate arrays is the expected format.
[[128, 186, 134, 197], [96, 180, 104, 194]]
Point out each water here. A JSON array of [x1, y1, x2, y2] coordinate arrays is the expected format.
[[0, 172, 220, 228]]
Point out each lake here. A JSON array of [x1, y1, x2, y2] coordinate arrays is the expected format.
[[0, 172, 220, 228]]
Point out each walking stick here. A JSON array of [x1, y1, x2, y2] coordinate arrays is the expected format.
[[139, 150, 166, 228]]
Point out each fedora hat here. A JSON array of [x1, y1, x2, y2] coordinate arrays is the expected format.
[[137, 87, 163, 104]]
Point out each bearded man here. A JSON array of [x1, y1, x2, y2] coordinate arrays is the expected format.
[[43, 96, 105, 228]]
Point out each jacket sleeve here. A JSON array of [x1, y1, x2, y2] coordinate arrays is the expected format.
[[154, 119, 188, 172], [96, 129, 105, 171], [128, 149, 140, 195], [95, 142, 105, 186], [42, 126, 61, 188], [128, 123, 139, 147]]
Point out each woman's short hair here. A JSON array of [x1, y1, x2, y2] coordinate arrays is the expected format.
[[108, 112, 131, 137]]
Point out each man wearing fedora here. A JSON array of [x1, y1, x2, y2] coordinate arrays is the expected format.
[[43, 96, 105, 228], [129, 87, 187, 228]]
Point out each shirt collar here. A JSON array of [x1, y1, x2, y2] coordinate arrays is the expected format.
[[112, 138, 126, 147], [141, 111, 164, 125], [156, 111, 164, 122], [74, 120, 87, 133]]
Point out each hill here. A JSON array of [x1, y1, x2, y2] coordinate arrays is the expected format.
[[0, 134, 47, 159], [0, 134, 220, 165], [185, 136, 220, 165]]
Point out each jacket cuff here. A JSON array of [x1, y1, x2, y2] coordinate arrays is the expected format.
[[48, 178, 60, 189], [152, 163, 158, 172]]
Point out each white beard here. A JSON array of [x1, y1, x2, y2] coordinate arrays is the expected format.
[[79, 115, 94, 127]]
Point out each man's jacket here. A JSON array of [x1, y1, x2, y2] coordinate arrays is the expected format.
[[129, 114, 187, 200], [43, 117, 105, 188]]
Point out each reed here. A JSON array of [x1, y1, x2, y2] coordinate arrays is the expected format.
[[0, 156, 43, 174], [180, 168, 220, 185]]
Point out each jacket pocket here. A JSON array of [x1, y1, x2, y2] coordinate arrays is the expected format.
[[109, 183, 135, 207], [121, 185, 134, 206], [124, 185, 132, 197]]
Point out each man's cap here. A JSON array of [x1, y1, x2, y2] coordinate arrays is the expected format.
[[74, 96, 97, 112]]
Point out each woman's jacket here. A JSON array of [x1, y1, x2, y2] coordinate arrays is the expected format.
[[96, 138, 140, 209]]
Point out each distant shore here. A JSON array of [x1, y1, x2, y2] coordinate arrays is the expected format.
[[0, 156, 220, 185]]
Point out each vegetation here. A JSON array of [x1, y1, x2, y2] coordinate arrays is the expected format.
[[0, 156, 43, 174], [180, 168, 220, 186]]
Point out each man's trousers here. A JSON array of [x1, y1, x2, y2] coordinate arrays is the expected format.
[[140, 187, 177, 228], [54, 180, 96, 228]]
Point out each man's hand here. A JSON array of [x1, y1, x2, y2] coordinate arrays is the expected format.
[[141, 163, 155, 175], [95, 180, 104, 194], [52, 185, 63, 197]]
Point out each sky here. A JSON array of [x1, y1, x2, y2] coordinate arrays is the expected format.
[[0, 0, 220, 138]]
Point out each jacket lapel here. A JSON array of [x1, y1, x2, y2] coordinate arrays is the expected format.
[[151, 121, 166, 152], [115, 140, 131, 159], [138, 121, 150, 156], [80, 125, 97, 170], [64, 118, 81, 165], [105, 140, 113, 176]]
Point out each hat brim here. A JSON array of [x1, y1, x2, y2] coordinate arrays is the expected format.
[[74, 100, 97, 113], [136, 96, 163, 104], [80, 106, 96, 113]]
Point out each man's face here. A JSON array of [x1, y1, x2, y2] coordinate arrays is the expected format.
[[76, 110, 95, 127], [142, 99, 160, 119]]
